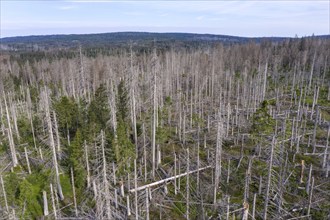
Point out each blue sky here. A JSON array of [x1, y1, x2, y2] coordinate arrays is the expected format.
[[1, 0, 329, 38]]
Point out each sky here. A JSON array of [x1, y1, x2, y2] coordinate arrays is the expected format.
[[0, 0, 329, 38]]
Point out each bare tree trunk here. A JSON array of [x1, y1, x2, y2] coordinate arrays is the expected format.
[[152, 73, 157, 179], [43, 190, 49, 216], [129, 166, 210, 193], [242, 202, 249, 220], [132, 88, 138, 157], [262, 61, 268, 101], [112, 162, 116, 185], [186, 148, 190, 220], [322, 124, 330, 169], [129, 45, 138, 158], [174, 153, 177, 195], [9, 98, 20, 142], [78, 45, 87, 99], [134, 159, 138, 220], [183, 105, 186, 145], [143, 123, 147, 182], [53, 111, 61, 154], [263, 136, 276, 220], [252, 193, 257, 220], [70, 167, 78, 217], [54, 185, 61, 219], [310, 86, 319, 120], [312, 106, 319, 153], [226, 103, 231, 137], [4, 93, 18, 167], [93, 180, 97, 201], [120, 181, 125, 197], [197, 126, 200, 189], [307, 177, 314, 217], [307, 53, 316, 93], [227, 159, 231, 184], [157, 144, 161, 166], [50, 184, 57, 219], [24, 147, 31, 174], [43, 89, 64, 200], [146, 187, 150, 220], [226, 196, 230, 220], [0, 97, 4, 137], [306, 164, 313, 195], [127, 195, 131, 216], [214, 112, 223, 204], [0, 175, 9, 213], [84, 140, 91, 188], [300, 160, 305, 183], [26, 88, 38, 155], [101, 130, 112, 219], [244, 157, 253, 201]]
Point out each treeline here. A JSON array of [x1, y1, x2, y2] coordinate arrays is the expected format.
[[0, 31, 292, 52], [0, 37, 329, 219]]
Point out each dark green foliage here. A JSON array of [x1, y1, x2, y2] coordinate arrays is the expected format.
[[68, 129, 86, 195], [3, 172, 20, 206], [18, 170, 50, 219], [3, 169, 50, 219], [114, 121, 135, 170], [116, 80, 129, 123], [192, 113, 204, 127], [60, 174, 73, 201], [105, 130, 116, 162], [251, 100, 276, 140], [318, 86, 330, 107], [155, 96, 174, 145], [28, 86, 39, 110], [18, 179, 43, 219], [17, 117, 34, 146], [88, 84, 110, 132], [54, 96, 80, 138], [136, 122, 142, 137], [0, 142, 6, 154], [164, 96, 172, 106], [114, 79, 134, 172], [156, 126, 172, 145]]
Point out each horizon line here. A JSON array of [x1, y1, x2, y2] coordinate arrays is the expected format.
[[1, 31, 329, 40]]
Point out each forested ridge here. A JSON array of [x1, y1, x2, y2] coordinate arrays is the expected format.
[[0, 36, 329, 219], [0, 32, 290, 51]]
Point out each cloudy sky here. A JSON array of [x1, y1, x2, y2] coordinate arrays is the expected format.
[[1, 0, 329, 38]]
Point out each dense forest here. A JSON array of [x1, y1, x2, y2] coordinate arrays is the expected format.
[[0, 32, 294, 51], [0, 34, 329, 219]]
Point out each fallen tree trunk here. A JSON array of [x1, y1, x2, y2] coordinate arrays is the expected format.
[[129, 166, 211, 193]]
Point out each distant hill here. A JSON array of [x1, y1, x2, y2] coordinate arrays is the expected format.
[[1, 32, 329, 52]]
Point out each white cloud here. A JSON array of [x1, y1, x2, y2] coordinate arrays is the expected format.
[[2, 0, 328, 37], [123, 11, 145, 16], [196, 16, 204, 21], [209, 17, 226, 21], [68, 0, 112, 3], [59, 6, 76, 10], [2, 20, 124, 29]]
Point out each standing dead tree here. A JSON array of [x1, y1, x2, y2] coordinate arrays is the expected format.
[[41, 88, 64, 200]]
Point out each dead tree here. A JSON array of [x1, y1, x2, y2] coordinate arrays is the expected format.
[[42, 88, 64, 200], [214, 111, 223, 204], [263, 136, 276, 220], [3, 92, 18, 167]]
